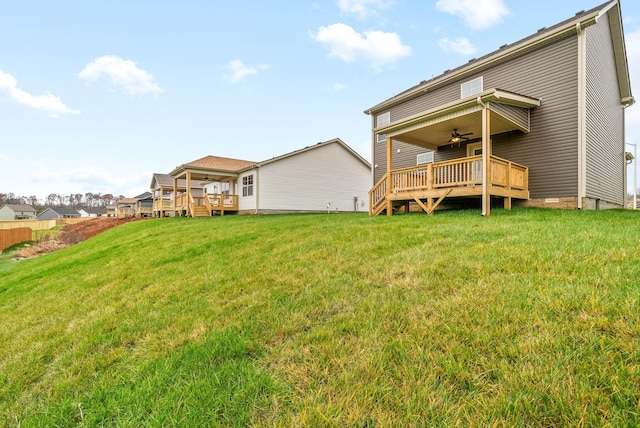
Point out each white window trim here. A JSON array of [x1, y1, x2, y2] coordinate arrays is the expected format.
[[461, 77, 483, 99], [466, 142, 482, 157], [242, 174, 254, 197], [417, 152, 434, 165], [376, 112, 390, 143]]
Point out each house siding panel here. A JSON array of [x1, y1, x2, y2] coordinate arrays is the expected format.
[[259, 142, 370, 213], [585, 16, 625, 205], [373, 35, 580, 199], [238, 170, 257, 212]]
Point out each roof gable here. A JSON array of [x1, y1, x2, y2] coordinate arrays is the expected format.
[[41, 207, 80, 216], [1, 204, 37, 212], [365, 0, 632, 113], [150, 173, 203, 190], [185, 155, 256, 171], [255, 138, 370, 170]]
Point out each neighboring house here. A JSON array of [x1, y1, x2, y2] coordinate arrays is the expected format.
[[135, 192, 153, 218], [116, 193, 153, 218], [37, 207, 81, 220], [166, 138, 371, 217], [106, 205, 117, 217], [0, 204, 37, 220], [366, 0, 633, 216], [78, 207, 107, 217], [150, 173, 204, 217]]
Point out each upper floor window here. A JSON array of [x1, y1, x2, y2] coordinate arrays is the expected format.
[[376, 112, 390, 143], [242, 175, 254, 197], [461, 77, 483, 98], [417, 151, 434, 165]]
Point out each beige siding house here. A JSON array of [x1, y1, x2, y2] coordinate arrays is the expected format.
[[164, 138, 370, 217], [366, 0, 633, 216], [0, 204, 37, 220]]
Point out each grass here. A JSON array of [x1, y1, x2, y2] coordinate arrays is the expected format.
[[0, 208, 639, 426]]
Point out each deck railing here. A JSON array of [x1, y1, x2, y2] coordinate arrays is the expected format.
[[206, 194, 239, 210], [174, 193, 240, 216], [369, 155, 528, 214], [153, 199, 174, 211]]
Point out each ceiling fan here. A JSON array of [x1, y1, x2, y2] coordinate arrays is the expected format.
[[448, 129, 473, 144]]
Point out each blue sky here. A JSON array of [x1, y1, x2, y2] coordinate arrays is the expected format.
[[2, 0, 640, 199]]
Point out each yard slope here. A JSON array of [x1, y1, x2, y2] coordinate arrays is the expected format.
[[0, 209, 639, 426]]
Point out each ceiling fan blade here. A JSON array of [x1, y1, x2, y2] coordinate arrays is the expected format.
[[460, 132, 474, 136]]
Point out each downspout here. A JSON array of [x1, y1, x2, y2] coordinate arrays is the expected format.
[[577, 22, 587, 209], [255, 166, 260, 215]]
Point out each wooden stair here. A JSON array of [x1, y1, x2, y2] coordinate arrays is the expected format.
[[191, 205, 211, 217]]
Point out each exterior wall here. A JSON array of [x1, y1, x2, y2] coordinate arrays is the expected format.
[[36, 209, 60, 220], [585, 16, 625, 206], [0, 206, 15, 220], [373, 34, 581, 200], [238, 170, 257, 212], [258, 142, 370, 213]]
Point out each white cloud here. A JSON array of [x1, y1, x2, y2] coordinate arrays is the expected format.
[[334, 83, 347, 90], [438, 37, 477, 55], [79, 55, 163, 96], [0, 69, 79, 117], [337, 0, 392, 19], [435, 0, 509, 30], [224, 60, 270, 83], [311, 23, 411, 70]]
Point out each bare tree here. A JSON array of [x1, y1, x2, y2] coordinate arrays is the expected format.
[[102, 193, 114, 207]]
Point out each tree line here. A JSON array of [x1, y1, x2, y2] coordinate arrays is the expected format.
[[0, 192, 126, 209]]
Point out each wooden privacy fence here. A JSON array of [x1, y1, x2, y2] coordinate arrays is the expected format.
[[0, 227, 32, 251]]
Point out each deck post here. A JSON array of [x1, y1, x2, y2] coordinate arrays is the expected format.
[[482, 107, 491, 216], [386, 137, 393, 216], [186, 171, 192, 217]]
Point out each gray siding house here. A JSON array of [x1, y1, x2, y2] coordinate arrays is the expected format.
[[37, 207, 81, 220], [366, 0, 633, 216]]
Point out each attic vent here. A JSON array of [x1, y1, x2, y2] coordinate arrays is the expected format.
[[443, 69, 451, 74], [537, 27, 546, 32], [499, 44, 508, 49], [468, 58, 476, 63], [575, 10, 585, 15]]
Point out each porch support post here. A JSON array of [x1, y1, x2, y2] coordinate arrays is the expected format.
[[386, 137, 393, 216], [186, 171, 192, 217], [173, 178, 178, 216], [482, 107, 491, 216]]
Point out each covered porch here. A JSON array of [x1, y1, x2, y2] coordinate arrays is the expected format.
[[169, 157, 253, 217], [369, 88, 540, 216]]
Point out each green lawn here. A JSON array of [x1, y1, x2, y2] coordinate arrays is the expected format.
[[1, 209, 639, 426]]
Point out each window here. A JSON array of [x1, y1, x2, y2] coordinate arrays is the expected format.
[[417, 152, 434, 165], [376, 112, 390, 143], [242, 175, 253, 197], [461, 77, 483, 98]]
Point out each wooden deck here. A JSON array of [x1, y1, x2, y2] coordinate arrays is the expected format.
[[369, 155, 528, 215], [174, 193, 239, 217]]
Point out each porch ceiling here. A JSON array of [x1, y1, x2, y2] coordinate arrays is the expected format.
[[376, 88, 540, 150]]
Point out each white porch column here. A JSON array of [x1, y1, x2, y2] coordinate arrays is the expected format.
[[482, 108, 491, 216]]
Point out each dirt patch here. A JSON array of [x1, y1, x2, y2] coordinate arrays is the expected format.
[[14, 217, 146, 259]]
